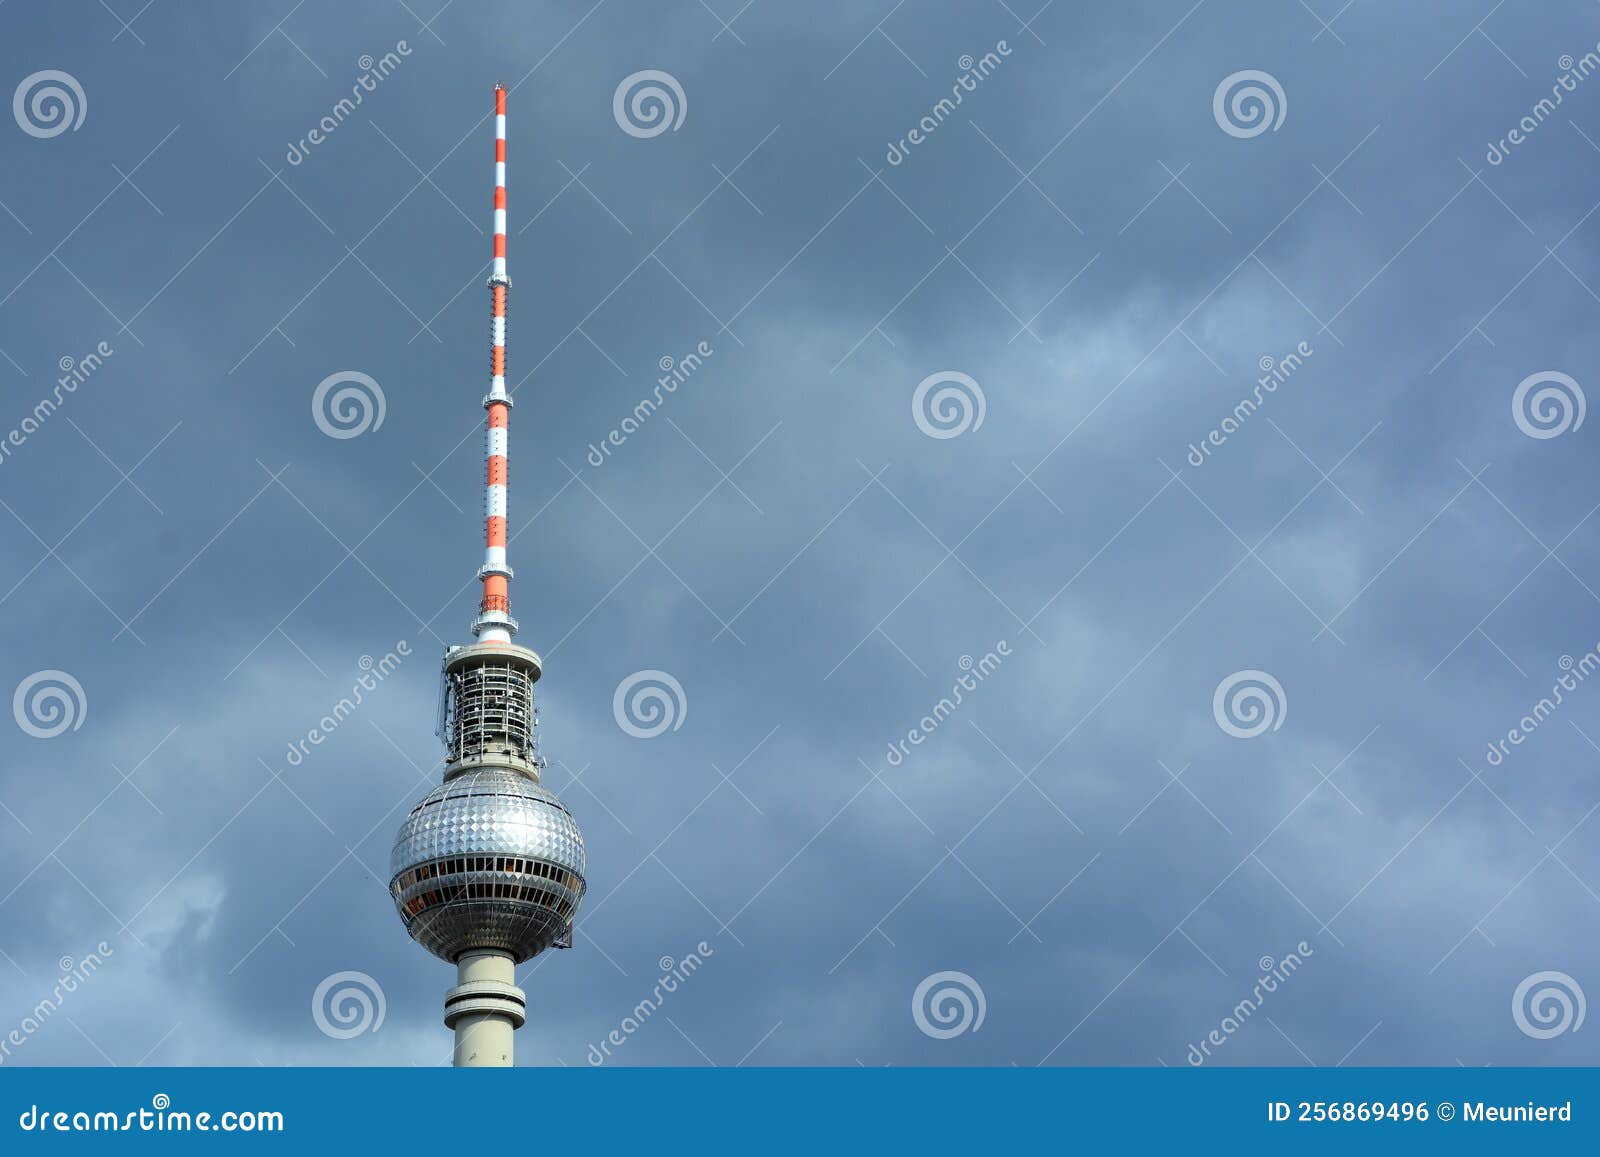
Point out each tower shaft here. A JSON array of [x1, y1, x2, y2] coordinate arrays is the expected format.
[[476, 83, 514, 644], [445, 949, 524, 1067]]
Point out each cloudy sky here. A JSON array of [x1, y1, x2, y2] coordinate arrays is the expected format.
[[3, 0, 1600, 1068]]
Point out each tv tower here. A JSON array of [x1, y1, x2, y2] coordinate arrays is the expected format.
[[389, 84, 587, 1067]]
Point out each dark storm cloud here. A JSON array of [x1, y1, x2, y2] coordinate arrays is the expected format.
[[2, 0, 1600, 1069]]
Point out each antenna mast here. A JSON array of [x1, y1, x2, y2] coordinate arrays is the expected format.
[[476, 82, 514, 644]]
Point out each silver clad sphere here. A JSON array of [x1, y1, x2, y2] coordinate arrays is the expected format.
[[389, 767, 586, 963]]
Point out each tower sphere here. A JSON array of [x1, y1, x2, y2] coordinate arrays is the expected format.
[[390, 766, 587, 963]]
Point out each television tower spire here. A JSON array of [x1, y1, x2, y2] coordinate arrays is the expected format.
[[388, 84, 588, 1068], [476, 82, 514, 644]]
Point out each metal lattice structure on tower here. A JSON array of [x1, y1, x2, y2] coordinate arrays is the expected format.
[[388, 85, 587, 1068]]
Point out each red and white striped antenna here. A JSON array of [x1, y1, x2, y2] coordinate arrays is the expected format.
[[475, 83, 514, 645]]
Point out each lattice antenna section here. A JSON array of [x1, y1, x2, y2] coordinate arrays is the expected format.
[[439, 644, 543, 779]]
